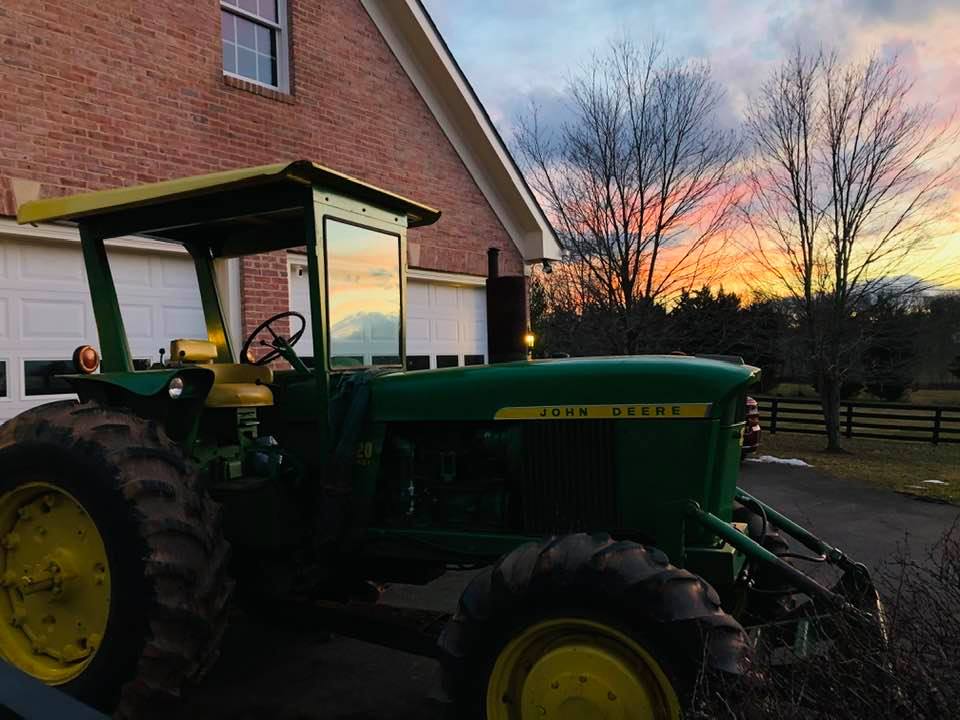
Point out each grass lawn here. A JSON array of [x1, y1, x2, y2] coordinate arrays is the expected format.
[[766, 383, 960, 406], [757, 432, 960, 504]]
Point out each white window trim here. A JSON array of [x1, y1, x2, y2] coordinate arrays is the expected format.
[[0, 356, 10, 403], [220, 0, 290, 93]]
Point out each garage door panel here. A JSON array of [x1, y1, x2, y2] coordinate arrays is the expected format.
[[19, 243, 85, 284], [407, 282, 429, 306], [20, 298, 87, 340], [120, 304, 154, 339], [110, 252, 154, 288], [434, 318, 459, 342], [161, 261, 199, 289], [0, 244, 6, 278], [162, 305, 206, 338], [407, 317, 430, 342], [0, 299, 7, 339], [463, 321, 483, 343]]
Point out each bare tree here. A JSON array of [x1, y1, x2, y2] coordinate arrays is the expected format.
[[744, 48, 958, 450], [516, 39, 741, 354]]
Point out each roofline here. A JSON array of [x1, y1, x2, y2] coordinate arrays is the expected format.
[[361, 0, 561, 263], [413, 1, 557, 248]]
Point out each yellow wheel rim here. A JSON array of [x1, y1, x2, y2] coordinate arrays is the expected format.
[[487, 618, 681, 720], [0, 482, 110, 684]]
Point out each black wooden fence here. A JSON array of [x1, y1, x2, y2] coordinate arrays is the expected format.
[[755, 396, 960, 445]]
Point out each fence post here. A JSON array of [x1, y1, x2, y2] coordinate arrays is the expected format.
[[770, 398, 778, 434], [933, 408, 942, 445], [845, 403, 853, 439]]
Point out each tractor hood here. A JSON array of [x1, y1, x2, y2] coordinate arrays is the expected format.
[[370, 356, 759, 423]]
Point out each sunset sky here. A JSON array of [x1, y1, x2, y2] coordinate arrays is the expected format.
[[423, 0, 960, 291]]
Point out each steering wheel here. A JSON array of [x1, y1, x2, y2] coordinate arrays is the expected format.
[[240, 311, 307, 366]]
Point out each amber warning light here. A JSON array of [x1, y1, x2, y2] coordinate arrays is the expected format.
[[72, 345, 101, 374]]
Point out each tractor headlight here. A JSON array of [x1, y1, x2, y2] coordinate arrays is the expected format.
[[168, 377, 185, 400]]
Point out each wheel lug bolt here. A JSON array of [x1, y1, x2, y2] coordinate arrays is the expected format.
[[608, 691, 617, 701], [550, 681, 559, 689], [578, 675, 587, 684]]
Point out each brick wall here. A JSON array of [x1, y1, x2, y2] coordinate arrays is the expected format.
[[0, 0, 523, 337]]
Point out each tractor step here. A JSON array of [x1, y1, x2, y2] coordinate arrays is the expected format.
[[272, 597, 452, 658]]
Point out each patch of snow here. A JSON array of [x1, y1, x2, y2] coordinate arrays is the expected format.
[[745, 455, 812, 467], [921, 479, 948, 485]]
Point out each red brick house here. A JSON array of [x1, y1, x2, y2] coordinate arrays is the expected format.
[[0, 0, 559, 419]]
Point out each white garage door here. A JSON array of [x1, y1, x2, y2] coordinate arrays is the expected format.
[[405, 278, 486, 370], [0, 235, 205, 422], [288, 257, 486, 370]]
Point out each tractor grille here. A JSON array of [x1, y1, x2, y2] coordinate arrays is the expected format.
[[519, 421, 619, 535]]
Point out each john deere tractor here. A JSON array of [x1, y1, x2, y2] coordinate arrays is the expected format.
[[0, 161, 882, 718]]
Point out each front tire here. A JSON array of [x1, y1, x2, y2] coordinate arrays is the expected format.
[[0, 401, 232, 717], [439, 533, 748, 718]]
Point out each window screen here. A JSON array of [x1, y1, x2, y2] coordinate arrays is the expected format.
[[372, 355, 401, 366], [24, 360, 74, 396], [406, 355, 429, 371], [436, 355, 459, 368], [464, 355, 485, 366]]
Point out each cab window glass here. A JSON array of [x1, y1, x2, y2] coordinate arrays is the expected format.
[[324, 219, 401, 368]]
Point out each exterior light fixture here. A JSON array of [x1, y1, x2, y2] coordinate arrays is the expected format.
[[524, 332, 536, 350], [72, 345, 100, 374]]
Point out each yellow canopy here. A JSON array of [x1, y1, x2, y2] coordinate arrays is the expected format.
[[16, 160, 441, 228]]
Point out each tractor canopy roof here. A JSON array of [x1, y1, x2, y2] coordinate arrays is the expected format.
[[16, 160, 440, 255]]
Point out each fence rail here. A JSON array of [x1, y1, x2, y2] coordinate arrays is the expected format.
[[754, 395, 960, 445]]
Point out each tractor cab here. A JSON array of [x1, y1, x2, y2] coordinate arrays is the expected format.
[[16, 160, 437, 467]]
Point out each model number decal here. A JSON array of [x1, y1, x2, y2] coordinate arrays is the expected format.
[[494, 403, 713, 420]]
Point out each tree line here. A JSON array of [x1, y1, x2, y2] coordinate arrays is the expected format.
[[531, 282, 960, 401], [516, 40, 959, 450]]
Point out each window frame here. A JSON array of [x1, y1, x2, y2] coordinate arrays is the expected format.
[[220, 0, 290, 93]]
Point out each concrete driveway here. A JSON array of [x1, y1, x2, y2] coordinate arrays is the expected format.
[[181, 462, 960, 719]]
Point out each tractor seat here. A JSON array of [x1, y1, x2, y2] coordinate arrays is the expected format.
[[169, 339, 274, 408]]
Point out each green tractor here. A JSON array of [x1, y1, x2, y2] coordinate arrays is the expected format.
[[1, 161, 882, 718]]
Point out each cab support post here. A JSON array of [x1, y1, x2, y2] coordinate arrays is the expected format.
[[79, 225, 133, 373]]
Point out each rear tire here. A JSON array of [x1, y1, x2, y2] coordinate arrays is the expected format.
[[439, 533, 748, 718], [0, 401, 232, 717]]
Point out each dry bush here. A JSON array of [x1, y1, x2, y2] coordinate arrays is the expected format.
[[694, 521, 960, 719]]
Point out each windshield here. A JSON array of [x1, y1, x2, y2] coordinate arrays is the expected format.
[[324, 218, 402, 369]]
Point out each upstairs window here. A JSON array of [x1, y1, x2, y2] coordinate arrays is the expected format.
[[221, 0, 289, 91]]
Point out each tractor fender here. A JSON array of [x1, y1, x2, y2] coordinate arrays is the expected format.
[[60, 368, 214, 442]]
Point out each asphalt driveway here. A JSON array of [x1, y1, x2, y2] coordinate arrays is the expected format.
[[181, 461, 960, 719]]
